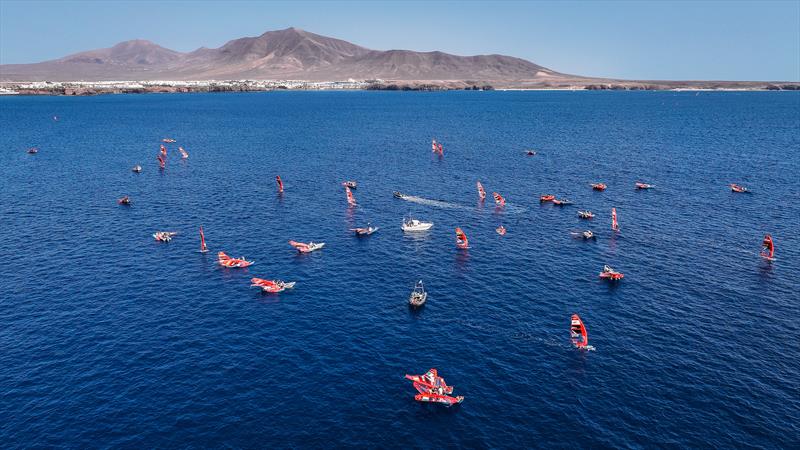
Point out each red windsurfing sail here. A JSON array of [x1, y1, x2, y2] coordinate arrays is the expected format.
[[199, 226, 208, 253], [611, 208, 619, 231], [288, 240, 310, 252], [217, 251, 253, 268], [251, 278, 278, 288], [276, 175, 284, 193], [404, 369, 454, 394], [570, 314, 589, 349], [345, 185, 356, 206], [476, 181, 486, 200], [493, 192, 505, 207], [160, 144, 167, 157], [437, 143, 444, 155], [762, 234, 774, 259], [455, 227, 469, 249], [432, 139, 438, 152], [156, 154, 166, 169]]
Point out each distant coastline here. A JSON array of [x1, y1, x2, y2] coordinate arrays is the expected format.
[[1, 79, 798, 96]]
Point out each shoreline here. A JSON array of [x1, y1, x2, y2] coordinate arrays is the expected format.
[[1, 79, 798, 96]]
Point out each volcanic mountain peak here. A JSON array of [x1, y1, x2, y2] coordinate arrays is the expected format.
[[58, 39, 183, 66], [1, 27, 563, 81]]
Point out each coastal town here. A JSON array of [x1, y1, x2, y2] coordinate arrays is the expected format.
[[2, 78, 798, 96]]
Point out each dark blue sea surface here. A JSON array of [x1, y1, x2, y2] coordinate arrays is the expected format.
[[1, 91, 798, 448]]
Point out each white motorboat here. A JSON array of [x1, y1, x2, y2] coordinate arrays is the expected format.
[[409, 280, 427, 308], [402, 217, 433, 232]]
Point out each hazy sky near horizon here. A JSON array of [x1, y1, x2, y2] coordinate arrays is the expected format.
[[1, 0, 798, 81]]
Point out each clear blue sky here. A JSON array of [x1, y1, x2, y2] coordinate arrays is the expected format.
[[1, 0, 798, 81]]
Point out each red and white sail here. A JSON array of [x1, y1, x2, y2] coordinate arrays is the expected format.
[[217, 251, 253, 268], [455, 227, 469, 249], [570, 314, 589, 349], [405, 368, 463, 405], [611, 207, 619, 231], [160, 144, 167, 157], [289, 240, 310, 252], [405, 369, 454, 394], [432, 139, 438, 152], [178, 146, 189, 159], [199, 226, 208, 253], [476, 181, 486, 200], [156, 153, 166, 169], [276, 175, 284, 193], [345, 185, 356, 206], [493, 192, 505, 207]]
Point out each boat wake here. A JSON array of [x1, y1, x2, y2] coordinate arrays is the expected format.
[[396, 194, 472, 211], [396, 193, 527, 214]]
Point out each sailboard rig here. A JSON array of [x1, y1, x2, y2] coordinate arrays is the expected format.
[[276, 175, 284, 193], [199, 226, 209, 253], [599, 265, 624, 280], [455, 227, 469, 249], [570, 314, 595, 351], [404, 368, 464, 406], [476, 181, 486, 200], [540, 194, 555, 203], [160, 145, 167, 157], [496, 225, 506, 235], [761, 234, 774, 260], [345, 185, 357, 206], [153, 231, 177, 242], [156, 154, 166, 169], [611, 208, 619, 231], [493, 192, 505, 207], [431, 139, 443, 155], [351, 225, 378, 236], [730, 183, 749, 193], [251, 278, 296, 293], [217, 251, 254, 268], [178, 146, 189, 159], [289, 240, 325, 253]]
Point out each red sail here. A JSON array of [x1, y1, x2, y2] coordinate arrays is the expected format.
[[199, 226, 208, 253], [611, 208, 619, 231], [276, 175, 284, 193], [762, 234, 774, 259], [455, 227, 469, 249], [160, 144, 167, 157], [346, 186, 356, 206], [570, 314, 589, 349], [476, 181, 486, 200], [493, 192, 505, 206], [156, 154, 166, 169]]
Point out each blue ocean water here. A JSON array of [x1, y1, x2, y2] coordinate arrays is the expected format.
[[0, 91, 798, 448]]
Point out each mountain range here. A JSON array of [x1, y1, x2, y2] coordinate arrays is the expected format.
[[0, 27, 565, 82]]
